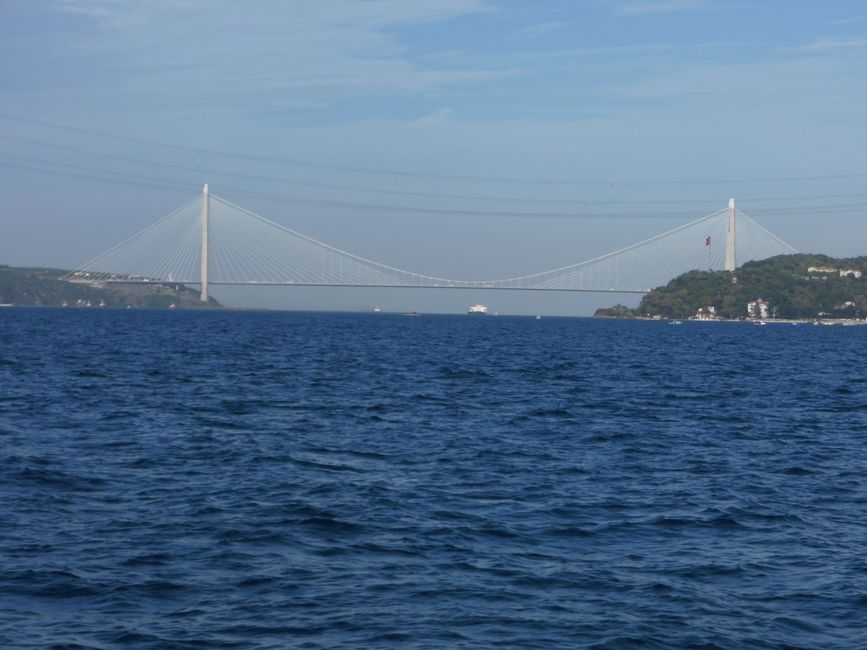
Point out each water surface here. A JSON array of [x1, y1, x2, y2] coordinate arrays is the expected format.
[[1, 309, 865, 648]]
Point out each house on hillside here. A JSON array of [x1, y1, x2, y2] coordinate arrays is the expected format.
[[747, 299, 770, 319]]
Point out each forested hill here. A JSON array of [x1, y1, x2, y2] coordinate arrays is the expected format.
[[0, 265, 221, 308], [597, 254, 867, 320]]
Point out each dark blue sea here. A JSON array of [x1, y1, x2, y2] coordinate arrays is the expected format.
[[1, 309, 866, 649]]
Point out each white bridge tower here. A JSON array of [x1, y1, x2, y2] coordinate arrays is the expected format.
[[200, 183, 209, 302], [725, 197, 736, 271]]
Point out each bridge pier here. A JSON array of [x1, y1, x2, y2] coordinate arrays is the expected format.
[[200, 184, 209, 303]]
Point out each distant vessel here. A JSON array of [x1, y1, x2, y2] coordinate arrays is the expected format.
[[668, 320, 683, 325], [467, 304, 488, 315], [372, 306, 381, 313]]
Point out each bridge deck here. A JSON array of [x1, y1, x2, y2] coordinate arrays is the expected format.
[[98, 280, 651, 293]]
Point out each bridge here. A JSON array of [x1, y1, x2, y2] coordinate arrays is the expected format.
[[62, 185, 797, 302]]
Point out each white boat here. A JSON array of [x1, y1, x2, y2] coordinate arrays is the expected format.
[[467, 304, 488, 315]]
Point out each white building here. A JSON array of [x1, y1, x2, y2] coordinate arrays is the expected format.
[[806, 266, 862, 279], [747, 299, 770, 319], [692, 305, 718, 320]]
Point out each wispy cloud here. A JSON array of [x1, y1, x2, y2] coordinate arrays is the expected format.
[[828, 15, 867, 26], [791, 38, 867, 52], [609, 0, 710, 17], [52, 0, 495, 30], [35, 1, 512, 112], [51, 0, 142, 27], [518, 21, 569, 38], [410, 107, 457, 127]]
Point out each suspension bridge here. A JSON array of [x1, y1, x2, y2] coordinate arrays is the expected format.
[[62, 185, 797, 302]]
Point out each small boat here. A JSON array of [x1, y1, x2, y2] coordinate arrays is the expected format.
[[372, 306, 381, 313], [467, 304, 488, 315], [755, 321, 768, 326], [535, 315, 542, 320], [668, 320, 683, 325]]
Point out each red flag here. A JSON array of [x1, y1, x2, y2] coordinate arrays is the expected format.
[[705, 236, 711, 246]]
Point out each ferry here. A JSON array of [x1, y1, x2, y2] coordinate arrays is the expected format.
[[467, 304, 488, 315]]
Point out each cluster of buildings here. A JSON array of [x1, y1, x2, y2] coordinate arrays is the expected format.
[[690, 301, 773, 320], [692, 306, 718, 320], [806, 266, 863, 280]]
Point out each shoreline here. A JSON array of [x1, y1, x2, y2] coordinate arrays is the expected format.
[[632, 316, 867, 326]]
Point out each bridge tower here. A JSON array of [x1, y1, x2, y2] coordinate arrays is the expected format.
[[200, 183, 209, 302], [725, 197, 736, 271]]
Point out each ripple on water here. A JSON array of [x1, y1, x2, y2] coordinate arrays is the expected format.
[[0, 311, 866, 648]]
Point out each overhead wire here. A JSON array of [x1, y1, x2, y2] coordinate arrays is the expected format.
[[6, 133, 867, 208], [3, 112, 867, 186], [3, 154, 867, 222]]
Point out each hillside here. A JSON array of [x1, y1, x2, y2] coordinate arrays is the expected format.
[[596, 254, 867, 320], [0, 265, 221, 308]]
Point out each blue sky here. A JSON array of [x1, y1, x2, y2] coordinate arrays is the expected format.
[[2, 0, 867, 314]]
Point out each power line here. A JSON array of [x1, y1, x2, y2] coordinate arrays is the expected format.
[[7, 133, 867, 208], [0, 156, 721, 219], [2, 154, 865, 220], [3, 112, 867, 186], [0, 134, 720, 207], [0, 160, 193, 194]]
